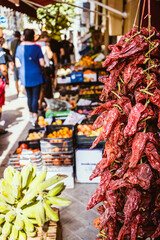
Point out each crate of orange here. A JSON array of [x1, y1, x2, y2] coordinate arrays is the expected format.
[[8, 140, 42, 170], [42, 153, 74, 166], [40, 125, 74, 154]]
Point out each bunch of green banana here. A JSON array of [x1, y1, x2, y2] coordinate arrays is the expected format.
[[0, 164, 71, 239]]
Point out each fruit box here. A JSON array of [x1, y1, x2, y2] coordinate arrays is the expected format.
[[44, 125, 74, 142], [28, 208, 62, 240], [42, 153, 74, 166], [26, 128, 45, 140]]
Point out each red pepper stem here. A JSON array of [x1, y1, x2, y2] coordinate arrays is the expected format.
[[145, 43, 159, 56], [143, 64, 157, 73], [140, 89, 153, 95], [119, 75, 124, 85], [111, 91, 121, 99], [145, 80, 153, 90], [125, 31, 140, 42], [143, 36, 154, 46]]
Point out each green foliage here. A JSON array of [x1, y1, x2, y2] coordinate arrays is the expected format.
[[37, 1, 76, 39]]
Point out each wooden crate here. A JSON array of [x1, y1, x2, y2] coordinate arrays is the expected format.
[[28, 208, 62, 240]]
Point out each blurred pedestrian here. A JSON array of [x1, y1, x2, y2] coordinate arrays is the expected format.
[[60, 34, 70, 66], [69, 38, 75, 63], [15, 29, 45, 124], [10, 31, 25, 97], [0, 35, 13, 134], [37, 31, 57, 109]]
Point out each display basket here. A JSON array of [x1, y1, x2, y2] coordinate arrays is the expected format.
[[8, 140, 42, 170], [42, 153, 74, 166], [26, 128, 46, 140], [44, 125, 74, 141]]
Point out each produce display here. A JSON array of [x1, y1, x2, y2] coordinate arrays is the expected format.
[[87, 25, 160, 239], [15, 144, 40, 155], [77, 124, 102, 137], [27, 131, 44, 140], [0, 164, 70, 239], [47, 127, 73, 139], [37, 116, 49, 128], [42, 154, 72, 166], [77, 56, 94, 67], [57, 68, 72, 76]]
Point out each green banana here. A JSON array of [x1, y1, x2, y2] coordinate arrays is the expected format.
[[26, 230, 37, 237], [0, 214, 5, 224], [21, 163, 33, 189], [22, 201, 39, 219], [27, 165, 37, 187], [0, 192, 15, 205], [18, 230, 27, 240], [17, 188, 38, 208], [22, 215, 35, 233], [5, 210, 16, 222], [14, 214, 24, 231], [0, 179, 13, 202], [46, 182, 65, 197], [46, 196, 71, 206], [38, 174, 67, 192], [2, 221, 12, 237], [0, 201, 11, 213], [9, 224, 18, 240], [0, 235, 7, 240], [29, 218, 37, 225], [12, 171, 22, 199], [28, 170, 47, 191], [3, 166, 15, 185], [43, 200, 59, 222], [35, 201, 45, 227]]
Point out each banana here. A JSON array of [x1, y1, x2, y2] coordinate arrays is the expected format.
[[43, 200, 59, 222], [0, 201, 11, 213], [35, 201, 45, 227], [46, 182, 65, 197], [28, 170, 47, 191], [12, 171, 22, 199], [0, 235, 7, 240], [22, 215, 35, 233], [0, 214, 5, 224], [5, 210, 16, 222], [17, 188, 38, 208], [26, 230, 37, 237], [14, 214, 24, 231], [0, 226, 2, 234], [21, 164, 33, 189], [38, 174, 67, 192], [0, 192, 15, 205], [22, 201, 39, 219], [9, 224, 18, 240], [0, 179, 14, 203], [18, 230, 27, 240], [3, 166, 15, 185], [2, 221, 12, 237], [29, 218, 37, 225], [46, 196, 71, 206]]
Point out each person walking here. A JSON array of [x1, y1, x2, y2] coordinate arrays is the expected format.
[[0, 35, 13, 134], [37, 31, 57, 109], [10, 31, 25, 97], [15, 29, 45, 124], [60, 34, 70, 66]]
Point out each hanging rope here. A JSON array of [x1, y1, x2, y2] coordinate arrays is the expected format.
[[133, 0, 141, 28], [140, 0, 146, 28]]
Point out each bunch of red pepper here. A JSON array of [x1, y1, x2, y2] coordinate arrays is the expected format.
[[87, 26, 160, 240]]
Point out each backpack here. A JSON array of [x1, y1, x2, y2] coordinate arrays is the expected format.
[[0, 47, 6, 64]]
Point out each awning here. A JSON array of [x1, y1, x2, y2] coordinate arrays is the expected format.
[[0, 0, 37, 18]]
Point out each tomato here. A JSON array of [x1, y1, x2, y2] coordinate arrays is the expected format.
[[64, 158, 71, 164], [16, 147, 22, 154], [53, 158, 61, 165], [19, 143, 28, 150]]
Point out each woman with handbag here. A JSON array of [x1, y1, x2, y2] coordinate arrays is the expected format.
[[15, 29, 45, 124]]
